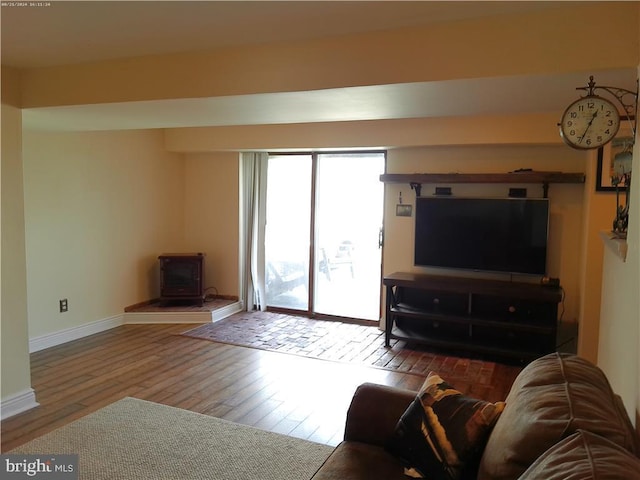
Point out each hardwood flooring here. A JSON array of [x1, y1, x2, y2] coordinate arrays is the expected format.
[[1, 323, 520, 452]]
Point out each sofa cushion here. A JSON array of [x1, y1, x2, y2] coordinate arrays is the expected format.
[[518, 430, 640, 480], [387, 372, 505, 480], [478, 353, 639, 480], [312, 441, 407, 480]]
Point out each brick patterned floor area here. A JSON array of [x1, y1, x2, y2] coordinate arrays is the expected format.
[[182, 311, 522, 398]]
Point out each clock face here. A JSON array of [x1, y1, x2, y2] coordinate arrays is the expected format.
[[559, 96, 620, 149]]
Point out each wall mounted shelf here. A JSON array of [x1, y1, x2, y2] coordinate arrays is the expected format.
[[380, 172, 585, 197], [599, 230, 628, 262]]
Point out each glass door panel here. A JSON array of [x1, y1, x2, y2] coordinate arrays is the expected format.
[[265, 155, 312, 310], [314, 153, 385, 320]]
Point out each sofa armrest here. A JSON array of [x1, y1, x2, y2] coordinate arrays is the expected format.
[[613, 394, 640, 456], [344, 382, 416, 447]]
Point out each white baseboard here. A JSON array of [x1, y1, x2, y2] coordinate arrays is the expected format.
[[1, 388, 39, 420], [28, 302, 244, 352], [124, 301, 243, 324], [29, 314, 124, 353], [212, 301, 243, 322]]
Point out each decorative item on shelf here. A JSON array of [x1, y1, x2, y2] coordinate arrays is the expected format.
[[558, 76, 637, 150], [611, 139, 633, 238], [596, 117, 635, 192], [434, 186, 452, 196], [508, 187, 527, 198], [593, 117, 634, 238]]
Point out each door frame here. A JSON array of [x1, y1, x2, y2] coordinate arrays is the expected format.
[[263, 150, 387, 323]]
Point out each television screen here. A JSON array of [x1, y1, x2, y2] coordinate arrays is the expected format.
[[414, 197, 549, 275]]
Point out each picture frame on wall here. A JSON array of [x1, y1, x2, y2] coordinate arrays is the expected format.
[[595, 116, 635, 192], [396, 204, 412, 217]]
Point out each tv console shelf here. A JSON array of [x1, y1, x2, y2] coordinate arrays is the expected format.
[[383, 272, 562, 363], [379, 172, 585, 197]]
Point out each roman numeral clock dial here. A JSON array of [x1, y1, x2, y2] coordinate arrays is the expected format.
[[559, 96, 621, 149]]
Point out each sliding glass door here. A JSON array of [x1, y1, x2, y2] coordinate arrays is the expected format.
[[264, 155, 312, 310], [313, 153, 384, 320], [264, 152, 385, 321]]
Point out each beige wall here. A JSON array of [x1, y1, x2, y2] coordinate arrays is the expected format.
[[1, 69, 33, 402], [22, 130, 185, 338], [382, 145, 587, 328], [597, 51, 640, 425], [165, 113, 563, 152], [170, 123, 610, 359], [577, 153, 619, 362], [184, 152, 240, 298]]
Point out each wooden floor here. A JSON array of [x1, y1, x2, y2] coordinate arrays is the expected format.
[[1, 323, 520, 452]]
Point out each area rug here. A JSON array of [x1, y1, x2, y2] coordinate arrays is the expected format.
[[11, 397, 333, 480], [181, 311, 522, 390]]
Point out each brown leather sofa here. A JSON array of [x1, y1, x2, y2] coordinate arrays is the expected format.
[[312, 353, 640, 480]]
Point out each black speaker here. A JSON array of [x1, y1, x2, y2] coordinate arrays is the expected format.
[[509, 188, 527, 198]]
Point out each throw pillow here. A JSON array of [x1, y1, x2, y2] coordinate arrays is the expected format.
[[386, 372, 505, 480]]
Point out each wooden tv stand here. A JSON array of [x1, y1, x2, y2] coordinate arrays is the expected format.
[[383, 272, 562, 362]]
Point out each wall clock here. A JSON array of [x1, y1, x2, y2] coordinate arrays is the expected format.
[[559, 95, 620, 150]]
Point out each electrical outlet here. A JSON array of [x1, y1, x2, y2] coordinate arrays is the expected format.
[[59, 299, 68, 312]]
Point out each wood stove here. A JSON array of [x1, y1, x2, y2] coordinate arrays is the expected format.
[[158, 253, 205, 306]]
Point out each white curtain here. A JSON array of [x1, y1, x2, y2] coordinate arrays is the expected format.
[[239, 152, 268, 311]]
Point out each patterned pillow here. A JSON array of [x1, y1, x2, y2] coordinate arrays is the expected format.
[[386, 372, 505, 480]]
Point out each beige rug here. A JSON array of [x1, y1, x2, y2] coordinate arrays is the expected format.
[[12, 397, 334, 480]]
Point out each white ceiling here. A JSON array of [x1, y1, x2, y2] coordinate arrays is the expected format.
[[2, 1, 569, 68], [2, 1, 637, 131]]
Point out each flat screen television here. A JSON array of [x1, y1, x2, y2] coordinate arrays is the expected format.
[[414, 197, 549, 275]]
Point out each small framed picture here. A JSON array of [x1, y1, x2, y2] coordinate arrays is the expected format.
[[396, 204, 412, 217], [596, 117, 634, 192]]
